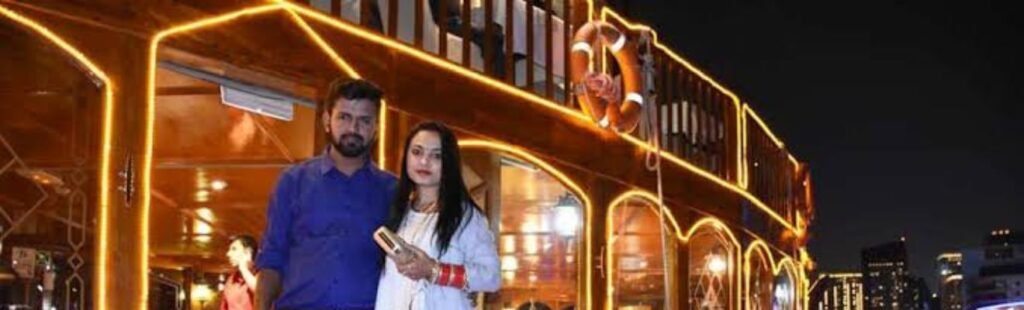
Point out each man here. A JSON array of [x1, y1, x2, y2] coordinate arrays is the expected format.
[[255, 78, 396, 310]]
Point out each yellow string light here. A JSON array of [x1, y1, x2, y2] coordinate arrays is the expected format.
[[459, 140, 593, 310], [0, 5, 115, 309]]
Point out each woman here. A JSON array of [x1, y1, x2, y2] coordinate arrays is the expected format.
[[222, 234, 259, 310], [376, 121, 500, 309]]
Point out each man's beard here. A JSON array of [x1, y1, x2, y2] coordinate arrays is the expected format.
[[329, 130, 370, 158]]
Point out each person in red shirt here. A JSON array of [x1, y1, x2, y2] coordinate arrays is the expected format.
[[221, 234, 259, 310]]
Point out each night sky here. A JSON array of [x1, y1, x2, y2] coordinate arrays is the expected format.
[[617, 0, 1023, 289]]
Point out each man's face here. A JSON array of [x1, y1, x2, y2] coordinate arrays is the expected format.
[[323, 98, 378, 158]]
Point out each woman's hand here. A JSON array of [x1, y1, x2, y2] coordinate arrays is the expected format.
[[395, 244, 436, 281]]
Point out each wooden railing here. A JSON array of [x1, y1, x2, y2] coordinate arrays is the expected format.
[[297, 0, 575, 103], [746, 114, 810, 229], [294, 0, 810, 222]]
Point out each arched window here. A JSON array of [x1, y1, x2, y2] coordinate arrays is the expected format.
[[460, 146, 585, 310], [609, 196, 677, 309]]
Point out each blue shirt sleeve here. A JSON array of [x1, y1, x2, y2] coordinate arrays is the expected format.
[[256, 169, 296, 272]]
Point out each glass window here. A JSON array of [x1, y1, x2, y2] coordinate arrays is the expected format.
[[748, 252, 773, 310], [610, 197, 676, 309], [687, 227, 736, 310], [460, 149, 582, 310], [0, 20, 105, 309], [772, 272, 795, 310]]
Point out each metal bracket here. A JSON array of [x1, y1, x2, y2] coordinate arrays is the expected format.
[[118, 154, 135, 206]]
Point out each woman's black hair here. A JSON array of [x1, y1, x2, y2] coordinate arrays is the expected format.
[[386, 121, 482, 255]]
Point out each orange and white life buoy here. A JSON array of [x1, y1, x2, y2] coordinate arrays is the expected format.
[[571, 21, 644, 133]]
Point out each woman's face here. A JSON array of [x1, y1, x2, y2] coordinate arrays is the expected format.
[[226, 240, 250, 267], [406, 130, 443, 189]]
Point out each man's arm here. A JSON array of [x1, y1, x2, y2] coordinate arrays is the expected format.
[[255, 269, 281, 310], [254, 171, 296, 310]]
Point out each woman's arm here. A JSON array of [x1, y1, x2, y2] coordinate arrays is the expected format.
[[453, 210, 501, 292]]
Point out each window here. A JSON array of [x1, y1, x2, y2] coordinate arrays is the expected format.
[[0, 19, 107, 309], [610, 197, 675, 309], [461, 149, 584, 309], [688, 225, 736, 310]]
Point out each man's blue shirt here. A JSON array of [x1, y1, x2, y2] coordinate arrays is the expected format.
[[256, 152, 396, 309]]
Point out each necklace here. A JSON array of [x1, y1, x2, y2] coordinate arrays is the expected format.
[[413, 199, 438, 213]]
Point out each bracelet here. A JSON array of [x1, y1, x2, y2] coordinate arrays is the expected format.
[[437, 264, 451, 286], [434, 263, 468, 289], [451, 265, 466, 289]]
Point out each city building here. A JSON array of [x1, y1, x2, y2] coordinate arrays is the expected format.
[[863, 240, 912, 309], [937, 252, 964, 310], [963, 229, 1024, 310], [810, 272, 865, 310]]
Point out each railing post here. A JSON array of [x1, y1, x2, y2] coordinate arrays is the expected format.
[[525, 0, 534, 91], [415, 0, 424, 47], [483, 0, 494, 76], [439, 0, 449, 55], [504, 0, 515, 84], [544, 0, 554, 99], [387, 0, 398, 37], [461, 0, 471, 66], [563, 0, 572, 105]]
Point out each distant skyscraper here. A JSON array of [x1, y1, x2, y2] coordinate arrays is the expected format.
[[908, 276, 935, 310], [862, 240, 912, 310], [962, 229, 1024, 310], [810, 273, 864, 310], [936, 253, 964, 310]]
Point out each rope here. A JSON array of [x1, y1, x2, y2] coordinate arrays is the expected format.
[[638, 30, 674, 309]]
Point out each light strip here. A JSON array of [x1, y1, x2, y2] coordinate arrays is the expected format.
[[283, 8, 387, 167], [458, 140, 593, 310], [601, 8, 745, 186], [602, 8, 807, 190], [743, 240, 803, 310], [621, 134, 801, 233], [744, 105, 802, 172], [0, 5, 115, 309], [743, 105, 785, 148], [281, 2, 592, 123], [285, 1, 801, 234], [745, 240, 777, 310], [826, 273, 862, 278], [142, 6, 807, 307], [741, 107, 749, 187], [682, 217, 744, 310], [146, 4, 284, 309], [605, 190, 683, 309]]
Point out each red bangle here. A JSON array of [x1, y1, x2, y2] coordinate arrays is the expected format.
[[437, 264, 448, 286], [452, 265, 466, 288]]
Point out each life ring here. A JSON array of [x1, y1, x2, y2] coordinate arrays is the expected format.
[[570, 21, 643, 133]]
